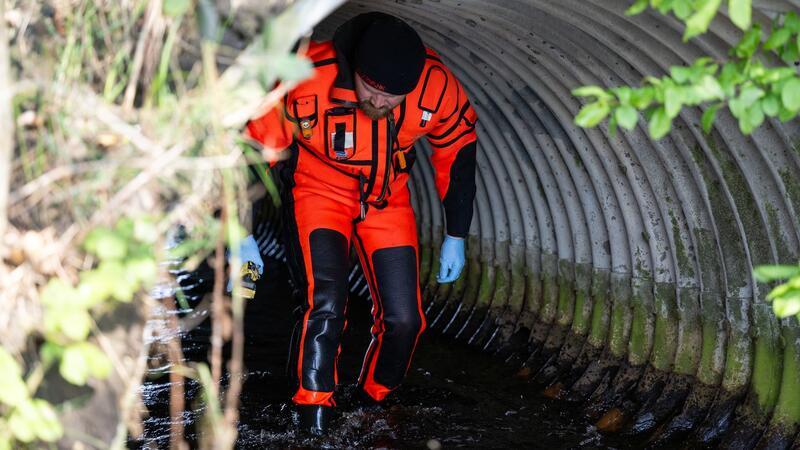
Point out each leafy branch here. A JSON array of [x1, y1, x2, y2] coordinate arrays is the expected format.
[[573, 4, 800, 139]]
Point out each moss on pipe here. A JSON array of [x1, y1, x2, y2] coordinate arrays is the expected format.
[[697, 291, 726, 386], [651, 282, 678, 372], [673, 286, 702, 376], [586, 269, 612, 349], [555, 259, 576, 328], [768, 320, 800, 434], [721, 295, 752, 393], [608, 272, 633, 359], [570, 263, 594, 337], [628, 278, 655, 367], [749, 301, 782, 412]]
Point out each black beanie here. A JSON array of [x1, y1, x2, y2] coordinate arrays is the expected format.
[[354, 14, 426, 95]]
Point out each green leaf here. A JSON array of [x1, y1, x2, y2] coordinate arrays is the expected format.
[[693, 75, 725, 101], [764, 27, 792, 50], [133, 219, 159, 244], [29, 399, 63, 442], [127, 257, 158, 286], [702, 103, 723, 133], [733, 24, 762, 59], [739, 85, 765, 107], [0, 349, 28, 407], [773, 295, 800, 318], [616, 105, 639, 130], [84, 228, 127, 260], [684, 0, 722, 40], [664, 86, 685, 118], [163, 0, 191, 17], [608, 114, 618, 139], [780, 38, 800, 64], [572, 85, 611, 99], [648, 107, 673, 139], [784, 11, 800, 33], [56, 309, 92, 341], [728, 0, 751, 30], [575, 101, 611, 128], [611, 86, 633, 104], [781, 78, 800, 111], [673, 0, 693, 19], [753, 264, 800, 282], [60, 343, 111, 385], [670, 65, 694, 83], [762, 95, 780, 116], [40, 343, 63, 366], [740, 102, 764, 134], [625, 0, 649, 15], [8, 402, 36, 443], [630, 87, 655, 109], [779, 106, 796, 122]]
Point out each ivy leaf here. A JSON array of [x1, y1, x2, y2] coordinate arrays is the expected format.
[[625, 0, 649, 16], [728, 0, 751, 30], [616, 104, 639, 130], [684, 0, 723, 40], [29, 399, 63, 442], [781, 78, 800, 111], [648, 107, 673, 139], [702, 103, 723, 133], [575, 101, 611, 127], [753, 264, 800, 282], [693, 75, 725, 101]]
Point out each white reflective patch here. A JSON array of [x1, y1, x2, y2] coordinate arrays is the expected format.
[[330, 131, 354, 149], [421, 111, 433, 121]]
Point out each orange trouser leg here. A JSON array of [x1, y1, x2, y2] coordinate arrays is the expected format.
[[353, 186, 427, 402], [285, 181, 358, 407]]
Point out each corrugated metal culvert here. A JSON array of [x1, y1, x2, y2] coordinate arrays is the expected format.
[[256, 1, 800, 447]]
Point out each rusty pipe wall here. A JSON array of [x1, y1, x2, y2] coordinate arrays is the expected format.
[[284, 0, 800, 447]]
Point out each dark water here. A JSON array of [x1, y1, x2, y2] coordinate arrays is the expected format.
[[131, 259, 613, 449]]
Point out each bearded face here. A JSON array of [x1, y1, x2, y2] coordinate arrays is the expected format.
[[359, 99, 392, 120], [354, 73, 405, 120]]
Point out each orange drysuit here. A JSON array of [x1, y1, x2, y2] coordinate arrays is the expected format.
[[245, 18, 478, 407]]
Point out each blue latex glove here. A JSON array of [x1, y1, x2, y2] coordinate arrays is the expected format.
[[226, 234, 264, 294], [437, 235, 465, 283]]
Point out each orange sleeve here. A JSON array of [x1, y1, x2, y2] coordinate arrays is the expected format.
[[244, 95, 295, 168]]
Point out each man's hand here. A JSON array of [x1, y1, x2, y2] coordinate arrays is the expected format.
[[437, 235, 465, 284], [227, 234, 264, 298]]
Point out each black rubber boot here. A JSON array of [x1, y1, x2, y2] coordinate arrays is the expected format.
[[296, 405, 333, 436]]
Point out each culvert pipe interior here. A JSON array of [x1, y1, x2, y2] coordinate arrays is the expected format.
[[252, 0, 800, 447]]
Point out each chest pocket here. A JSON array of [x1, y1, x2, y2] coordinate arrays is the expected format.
[[292, 95, 318, 140], [417, 66, 447, 128], [324, 107, 366, 164]]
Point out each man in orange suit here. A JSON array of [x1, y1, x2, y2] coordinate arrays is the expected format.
[[245, 12, 478, 435]]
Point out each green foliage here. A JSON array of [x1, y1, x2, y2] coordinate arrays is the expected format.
[[574, 3, 800, 140], [0, 217, 158, 447], [754, 264, 800, 320]]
